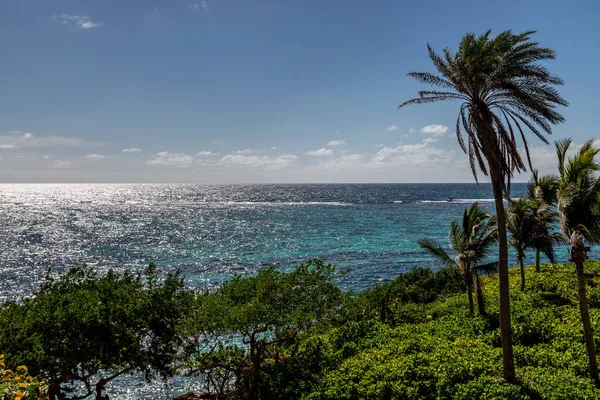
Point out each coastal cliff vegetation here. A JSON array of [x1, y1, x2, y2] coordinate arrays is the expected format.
[[2, 259, 600, 399]]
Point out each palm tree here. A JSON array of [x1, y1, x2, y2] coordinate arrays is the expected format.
[[418, 202, 497, 316], [556, 138, 600, 386], [399, 30, 567, 380], [507, 197, 558, 290], [528, 169, 559, 205], [507, 198, 534, 291], [527, 170, 560, 271]]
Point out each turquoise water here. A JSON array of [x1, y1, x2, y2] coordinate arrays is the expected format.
[[0, 183, 572, 398], [0, 183, 570, 302]]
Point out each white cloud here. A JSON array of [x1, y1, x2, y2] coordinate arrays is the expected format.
[[147, 152, 193, 167], [371, 139, 450, 166], [0, 132, 101, 148], [307, 148, 334, 156], [0, 144, 18, 149], [271, 146, 278, 150], [53, 14, 101, 29], [409, 128, 416, 134], [374, 144, 385, 148], [220, 154, 298, 171], [42, 155, 53, 159], [197, 151, 218, 156], [386, 125, 399, 132], [122, 148, 143, 153], [327, 140, 345, 146], [423, 137, 439, 144], [48, 160, 72, 170], [189, 1, 209, 11], [234, 149, 255, 154], [85, 154, 106, 160], [420, 124, 449, 137]]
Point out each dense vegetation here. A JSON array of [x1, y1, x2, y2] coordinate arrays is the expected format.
[[0, 265, 192, 400], [3, 259, 600, 399]]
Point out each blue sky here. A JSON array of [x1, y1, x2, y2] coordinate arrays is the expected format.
[[0, 0, 598, 183]]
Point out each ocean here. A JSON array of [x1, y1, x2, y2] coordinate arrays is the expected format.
[[0, 183, 571, 398]]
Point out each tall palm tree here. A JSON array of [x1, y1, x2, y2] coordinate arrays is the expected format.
[[556, 138, 600, 386], [527, 170, 560, 271], [507, 197, 558, 290], [418, 202, 497, 316], [399, 30, 567, 380]]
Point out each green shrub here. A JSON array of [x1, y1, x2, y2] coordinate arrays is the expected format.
[[0, 355, 47, 400], [0, 265, 192, 399]]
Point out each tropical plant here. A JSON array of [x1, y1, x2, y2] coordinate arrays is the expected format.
[[528, 169, 559, 206], [418, 202, 498, 316], [507, 197, 559, 289], [555, 138, 600, 386], [0, 355, 48, 400], [0, 265, 192, 400], [340, 267, 466, 326], [186, 259, 345, 400], [399, 30, 567, 380], [527, 170, 561, 271]]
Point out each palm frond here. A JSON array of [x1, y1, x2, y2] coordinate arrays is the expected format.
[[417, 240, 457, 268], [473, 261, 499, 276]]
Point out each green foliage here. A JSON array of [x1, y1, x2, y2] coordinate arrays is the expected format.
[[507, 197, 559, 263], [186, 259, 345, 399], [528, 169, 559, 205], [0, 355, 47, 400], [258, 261, 600, 399], [0, 265, 192, 399], [556, 138, 600, 242], [418, 202, 497, 314], [7, 259, 600, 399], [341, 266, 465, 325]]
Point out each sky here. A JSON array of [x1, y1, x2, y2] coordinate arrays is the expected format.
[[0, 0, 598, 183]]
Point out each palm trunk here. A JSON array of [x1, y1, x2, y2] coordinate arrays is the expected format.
[[491, 171, 515, 382], [575, 260, 599, 386], [536, 248, 541, 272], [466, 271, 475, 316], [519, 256, 525, 291], [475, 272, 486, 316], [570, 237, 599, 387]]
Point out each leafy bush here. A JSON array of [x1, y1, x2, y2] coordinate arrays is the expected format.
[[185, 259, 345, 400], [0, 265, 192, 400], [0, 355, 47, 400], [341, 267, 466, 325]]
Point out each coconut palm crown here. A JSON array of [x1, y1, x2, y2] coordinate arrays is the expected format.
[[528, 169, 559, 205], [399, 30, 567, 184]]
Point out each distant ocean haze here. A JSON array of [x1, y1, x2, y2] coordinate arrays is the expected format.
[[0, 182, 566, 304]]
